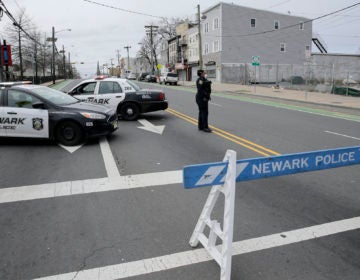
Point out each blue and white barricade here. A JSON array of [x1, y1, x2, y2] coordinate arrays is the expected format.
[[183, 146, 360, 280]]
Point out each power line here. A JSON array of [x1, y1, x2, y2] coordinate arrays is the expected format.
[[83, 0, 166, 19], [267, 0, 292, 9], [0, 0, 42, 45]]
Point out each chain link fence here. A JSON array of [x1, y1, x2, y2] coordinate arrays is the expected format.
[[221, 55, 360, 96]]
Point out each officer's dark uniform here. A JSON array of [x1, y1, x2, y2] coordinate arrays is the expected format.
[[196, 71, 212, 132]]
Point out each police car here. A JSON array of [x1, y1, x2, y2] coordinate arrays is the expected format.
[[66, 76, 168, 121], [0, 82, 118, 146]]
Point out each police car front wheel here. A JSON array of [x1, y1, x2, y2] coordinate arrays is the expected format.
[[120, 103, 140, 121], [55, 121, 84, 146]]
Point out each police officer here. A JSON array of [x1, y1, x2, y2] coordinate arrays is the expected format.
[[196, 69, 212, 132]]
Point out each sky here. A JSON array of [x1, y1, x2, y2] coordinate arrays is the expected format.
[[0, 0, 359, 78]]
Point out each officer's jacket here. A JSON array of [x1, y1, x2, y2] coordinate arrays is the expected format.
[[196, 77, 212, 101]]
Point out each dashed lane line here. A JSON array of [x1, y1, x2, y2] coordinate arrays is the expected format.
[[33, 216, 360, 280]]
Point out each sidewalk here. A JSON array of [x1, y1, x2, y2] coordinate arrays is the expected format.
[[179, 80, 360, 110]]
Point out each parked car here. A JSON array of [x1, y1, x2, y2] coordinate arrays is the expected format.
[[144, 74, 157, 83], [0, 82, 118, 146], [127, 72, 137, 80], [159, 72, 179, 85], [138, 72, 149, 81], [66, 76, 168, 121]]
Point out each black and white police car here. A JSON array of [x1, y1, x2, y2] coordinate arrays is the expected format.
[[0, 82, 118, 146], [66, 76, 168, 121]]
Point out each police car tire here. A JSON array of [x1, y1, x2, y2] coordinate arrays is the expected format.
[[55, 121, 84, 146], [120, 103, 140, 121]]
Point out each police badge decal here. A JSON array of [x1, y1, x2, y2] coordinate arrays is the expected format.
[[32, 118, 43, 130]]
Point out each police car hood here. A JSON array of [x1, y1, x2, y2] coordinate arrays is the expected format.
[[64, 101, 113, 114]]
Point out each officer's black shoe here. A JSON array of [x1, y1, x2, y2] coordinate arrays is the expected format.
[[203, 128, 212, 133]]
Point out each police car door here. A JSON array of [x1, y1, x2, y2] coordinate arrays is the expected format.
[[96, 81, 125, 110], [71, 81, 97, 103], [5, 89, 49, 138]]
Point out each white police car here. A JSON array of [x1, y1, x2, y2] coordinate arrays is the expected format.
[[66, 76, 168, 121], [0, 82, 118, 146]]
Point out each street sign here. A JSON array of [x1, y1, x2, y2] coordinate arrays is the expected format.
[[252, 56, 260, 66], [183, 146, 360, 188]]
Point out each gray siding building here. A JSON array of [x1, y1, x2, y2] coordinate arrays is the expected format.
[[201, 2, 312, 83]]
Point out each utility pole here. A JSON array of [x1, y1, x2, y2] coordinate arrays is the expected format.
[[145, 25, 158, 74], [197, 4, 203, 70], [68, 52, 72, 78], [52, 27, 55, 84], [47, 27, 71, 84], [124, 45, 131, 71], [60, 45, 66, 79], [116, 49, 121, 77]]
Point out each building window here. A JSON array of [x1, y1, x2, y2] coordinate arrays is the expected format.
[[280, 42, 286, 52], [206, 69, 216, 78], [213, 18, 219, 29], [251, 18, 256, 28], [274, 20, 279, 30], [204, 22, 209, 33], [213, 40, 220, 52], [204, 43, 209, 54], [299, 22, 304, 30], [305, 45, 310, 51]]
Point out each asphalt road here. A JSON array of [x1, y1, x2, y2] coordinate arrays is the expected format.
[[0, 81, 359, 280]]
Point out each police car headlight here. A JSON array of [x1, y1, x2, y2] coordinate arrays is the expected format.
[[80, 112, 106, 119]]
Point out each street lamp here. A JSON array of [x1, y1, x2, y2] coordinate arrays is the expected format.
[[47, 27, 71, 84]]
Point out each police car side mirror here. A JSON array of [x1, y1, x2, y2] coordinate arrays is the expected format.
[[32, 102, 46, 109]]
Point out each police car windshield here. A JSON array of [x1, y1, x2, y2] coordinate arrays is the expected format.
[[126, 80, 141, 91], [31, 86, 79, 105]]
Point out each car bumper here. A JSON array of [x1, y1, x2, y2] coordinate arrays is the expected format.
[[84, 114, 118, 138], [141, 101, 168, 113]]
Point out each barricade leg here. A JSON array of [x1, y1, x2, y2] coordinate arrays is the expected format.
[[189, 150, 237, 280]]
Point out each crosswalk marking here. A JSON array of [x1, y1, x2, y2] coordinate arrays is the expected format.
[[0, 170, 183, 204], [33, 216, 360, 280]]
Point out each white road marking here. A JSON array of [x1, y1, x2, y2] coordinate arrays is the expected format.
[[324, 130, 360, 141], [58, 144, 83, 153], [0, 171, 183, 204], [137, 119, 165, 134], [99, 137, 121, 179], [34, 216, 360, 280]]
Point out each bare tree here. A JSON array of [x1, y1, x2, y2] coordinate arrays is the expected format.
[[38, 33, 51, 78], [137, 37, 152, 68], [4, 8, 34, 80], [138, 18, 181, 72]]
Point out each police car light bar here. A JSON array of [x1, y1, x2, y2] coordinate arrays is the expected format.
[[0, 81, 32, 88], [94, 75, 106, 80]]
